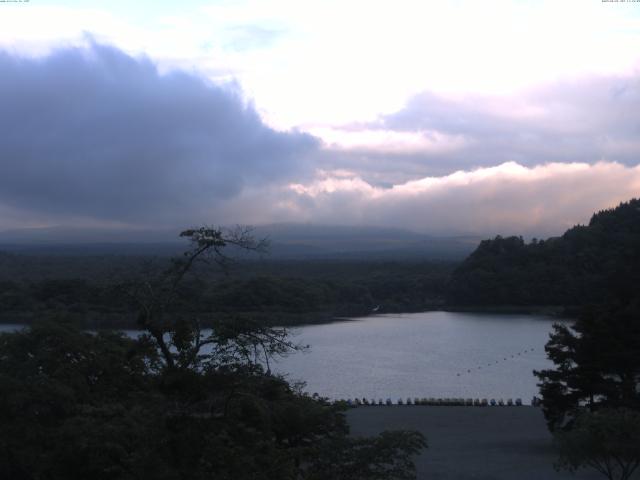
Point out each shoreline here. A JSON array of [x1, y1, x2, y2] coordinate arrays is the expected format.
[[0, 304, 576, 330]]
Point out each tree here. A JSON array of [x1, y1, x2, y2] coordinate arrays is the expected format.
[[534, 301, 640, 431], [123, 225, 275, 371], [554, 408, 640, 480], [0, 226, 426, 479], [303, 430, 426, 480], [536, 300, 640, 480]]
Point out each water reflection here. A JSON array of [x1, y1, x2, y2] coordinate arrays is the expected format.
[[274, 311, 562, 403], [0, 311, 562, 404]]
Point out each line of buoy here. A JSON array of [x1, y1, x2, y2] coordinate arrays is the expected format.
[[338, 397, 525, 407], [455, 348, 537, 377]]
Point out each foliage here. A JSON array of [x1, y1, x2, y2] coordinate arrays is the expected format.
[[534, 301, 640, 431], [0, 258, 453, 329], [302, 430, 426, 480], [554, 408, 640, 480], [448, 198, 640, 307], [0, 226, 426, 479]]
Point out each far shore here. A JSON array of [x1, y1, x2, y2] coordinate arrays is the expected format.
[[0, 305, 576, 330]]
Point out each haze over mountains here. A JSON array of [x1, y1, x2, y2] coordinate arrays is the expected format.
[[0, 224, 479, 260]]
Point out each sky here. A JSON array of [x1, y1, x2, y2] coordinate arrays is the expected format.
[[1, 0, 640, 237]]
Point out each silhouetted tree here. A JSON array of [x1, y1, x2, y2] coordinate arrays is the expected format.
[[535, 302, 640, 431], [554, 408, 640, 480], [448, 198, 640, 308], [0, 226, 426, 479]]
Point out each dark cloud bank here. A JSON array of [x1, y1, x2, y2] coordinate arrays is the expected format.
[[0, 42, 317, 226]]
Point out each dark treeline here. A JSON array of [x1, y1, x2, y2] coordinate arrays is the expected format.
[[0, 227, 426, 480], [0, 256, 453, 328], [448, 198, 640, 309], [2, 198, 639, 328], [2, 203, 639, 478]]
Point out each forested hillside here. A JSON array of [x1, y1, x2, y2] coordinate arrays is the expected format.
[[0, 257, 453, 328], [448, 199, 640, 307], [3, 199, 639, 326]]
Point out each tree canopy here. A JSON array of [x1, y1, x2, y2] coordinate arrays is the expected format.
[[448, 198, 640, 308], [535, 300, 640, 431], [0, 226, 426, 479], [554, 408, 640, 480]]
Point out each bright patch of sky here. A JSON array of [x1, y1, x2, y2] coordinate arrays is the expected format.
[[3, 0, 640, 133]]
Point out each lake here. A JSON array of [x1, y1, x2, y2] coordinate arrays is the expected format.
[[0, 311, 562, 405], [273, 311, 561, 404]]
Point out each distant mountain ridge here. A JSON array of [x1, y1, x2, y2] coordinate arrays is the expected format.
[[254, 224, 479, 260], [0, 226, 181, 244], [0, 223, 480, 260]]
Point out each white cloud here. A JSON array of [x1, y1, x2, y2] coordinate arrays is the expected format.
[[308, 127, 468, 154], [258, 161, 640, 236], [2, 0, 640, 131]]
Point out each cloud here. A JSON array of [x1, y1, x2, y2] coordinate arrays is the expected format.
[[316, 75, 640, 182], [264, 161, 640, 236], [1, 42, 638, 238], [0, 41, 317, 227], [222, 25, 286, 52]]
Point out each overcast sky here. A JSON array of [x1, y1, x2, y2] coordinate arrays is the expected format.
[[1, 0, 639, 236]]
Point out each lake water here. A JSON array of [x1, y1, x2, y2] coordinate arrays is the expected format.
[[0, 311, 562, 405], [273, 312, 561, 404]]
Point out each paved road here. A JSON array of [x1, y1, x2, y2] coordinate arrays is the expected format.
[[348, 406, 627, 480]]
